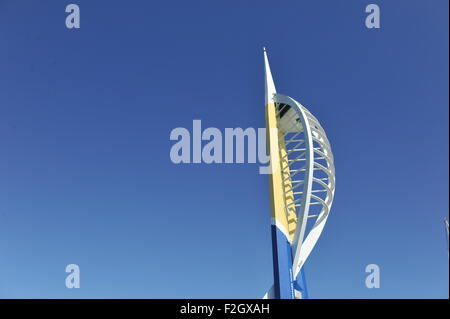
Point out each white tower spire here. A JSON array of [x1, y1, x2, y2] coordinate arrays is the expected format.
[[263, 49, 336, 299], [264, 48, 277, 105]]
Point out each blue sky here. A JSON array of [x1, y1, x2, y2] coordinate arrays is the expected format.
[[0, 0, 448, 298]]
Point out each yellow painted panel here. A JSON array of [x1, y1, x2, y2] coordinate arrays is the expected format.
[[266, 102, 297, 240], [279, 138, 298, 242]]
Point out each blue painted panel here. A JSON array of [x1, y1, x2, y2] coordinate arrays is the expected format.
[[270, 225, 294, 299]]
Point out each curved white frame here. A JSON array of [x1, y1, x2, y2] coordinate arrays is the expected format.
[[273, 93, 336, 280]]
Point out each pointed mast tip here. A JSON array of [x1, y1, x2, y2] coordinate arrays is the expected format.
[[263, 47, 276, 104]]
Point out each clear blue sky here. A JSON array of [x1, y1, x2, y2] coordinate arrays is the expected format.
[[0, 0, 448, 298]]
